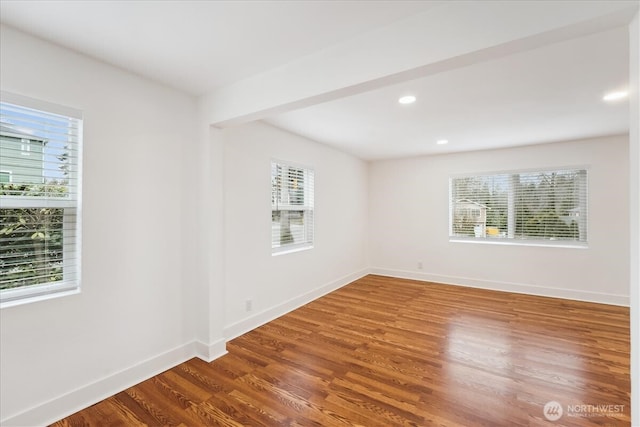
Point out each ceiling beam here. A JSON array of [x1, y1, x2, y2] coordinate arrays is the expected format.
[[201, 1, 638, 128]]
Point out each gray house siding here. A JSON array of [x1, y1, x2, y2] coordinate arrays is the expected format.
[[0, 127, 46, 185]]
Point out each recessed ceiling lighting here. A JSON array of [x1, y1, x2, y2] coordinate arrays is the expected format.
[[602, 90, 628, 102], [398, 95, 416, 104], [436, 139, 449, 145]]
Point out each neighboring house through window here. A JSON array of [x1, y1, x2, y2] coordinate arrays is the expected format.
[[1, 125, 46, 183], [0, 94, 82, 306], [450, 168, 587, 245], [271, 160, 314, 254]]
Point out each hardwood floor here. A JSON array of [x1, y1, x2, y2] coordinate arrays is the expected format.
[[52, 275, 630, 426]]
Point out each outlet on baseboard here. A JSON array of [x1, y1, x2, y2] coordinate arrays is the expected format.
[[245, 299, 253, 312], [417, 262, 423, 270]]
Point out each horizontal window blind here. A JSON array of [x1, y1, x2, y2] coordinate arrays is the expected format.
[[1, 98, 82, 304], [271, 161, 314, 252], [450, 169, 587, 244]]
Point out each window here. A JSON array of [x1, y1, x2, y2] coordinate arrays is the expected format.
[[21, 139, 31, 155], [450, 168, 587, 246], [271, 160, 314, 254], [0, 94, 82, 307]]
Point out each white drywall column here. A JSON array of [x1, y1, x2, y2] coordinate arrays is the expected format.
[[629, 12, 639, 427], [207, 125, 226, 356], [201, 1, 637, 127], [193, 117, 227, 360]]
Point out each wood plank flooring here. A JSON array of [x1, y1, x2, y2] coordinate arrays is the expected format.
[[52, 275, 630, 426]]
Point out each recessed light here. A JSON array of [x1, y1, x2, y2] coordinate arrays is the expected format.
[[603, 91, 628, 102], [398, 95, 416, 104], [436, 139, 449, 145]]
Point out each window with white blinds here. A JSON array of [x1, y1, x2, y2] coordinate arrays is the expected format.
[[0, 94, 82, 306], [450, 168, 587, 245], [271, 160, 314, 254]]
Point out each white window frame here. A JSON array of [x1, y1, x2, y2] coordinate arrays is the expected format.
[[449, 166, 588, 248], [0, 170, 11, 183], [271, 159, 314, 255], [20, 138, 31, 155], [0, 92, 82, 308]]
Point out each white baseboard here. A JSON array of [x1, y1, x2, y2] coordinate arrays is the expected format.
[[223, 268, 370, 340], [1, 267, 369, 427], [0, 340, 225, 427], [371, 268, 630, 306], [193, 338, 228, 362]]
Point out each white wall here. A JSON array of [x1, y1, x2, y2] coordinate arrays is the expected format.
[[222, 122, 369, 338], [0, 25, 199, 425], [369, 135, 630, 305], [628, 12, 639, 427], [0, 24, 369, 425]]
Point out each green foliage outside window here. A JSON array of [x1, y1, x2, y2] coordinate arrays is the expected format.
[[0, 182, 67, 290], [451, 170, 586, 242]]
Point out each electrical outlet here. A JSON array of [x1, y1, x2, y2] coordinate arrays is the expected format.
[[417, 262, 423, 270], [245, 299, 253, 312]]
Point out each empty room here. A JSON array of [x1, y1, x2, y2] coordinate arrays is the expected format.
[[1, 1, 638, 426]]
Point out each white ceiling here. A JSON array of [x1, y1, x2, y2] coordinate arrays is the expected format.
[[0, 1, 632, 160], [0, 0, 438, 95], [266, 27, 630, 159]]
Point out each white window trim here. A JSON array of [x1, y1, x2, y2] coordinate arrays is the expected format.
[[20, 139, 31, 155], [449, 236, 588, 249], [449, 166, 589, 248], [0, 92, 83, 308], [271, 158, 315, 256], [0, 170, 12, 183], [272, 242, 314, 256], [0, 282, 80, 309]]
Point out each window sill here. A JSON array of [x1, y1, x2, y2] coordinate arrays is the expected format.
[[1, 282, 80, 309], [449, 237, 588, 249], [272, 244, 314, 256]]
